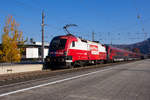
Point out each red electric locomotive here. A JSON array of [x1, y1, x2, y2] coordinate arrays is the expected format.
[[44, 34, 107, 69]]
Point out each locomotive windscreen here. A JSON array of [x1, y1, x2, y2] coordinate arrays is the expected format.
[[49, 38, 67, 50]]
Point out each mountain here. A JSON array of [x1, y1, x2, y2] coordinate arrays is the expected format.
[[113, 38, 150, 54]]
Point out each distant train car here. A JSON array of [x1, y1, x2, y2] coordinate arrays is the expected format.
[[105, 46, 127, 62], [44, 34, 107, 69], [105, 45, 142, 62]]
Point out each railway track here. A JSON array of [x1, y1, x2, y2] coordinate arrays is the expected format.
[[0, 60, 139, 86]]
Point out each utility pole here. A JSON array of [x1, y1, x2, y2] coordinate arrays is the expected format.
[[92, 31, 95, 41], [41, 11, 45, 63]]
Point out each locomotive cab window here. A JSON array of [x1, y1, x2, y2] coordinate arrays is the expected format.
[[72, 41, 75, 47], [49, 38, 67, 50]]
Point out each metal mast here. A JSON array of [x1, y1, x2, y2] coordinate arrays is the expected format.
[[92, 31, 95, 41], [41, 11, 45, 63]]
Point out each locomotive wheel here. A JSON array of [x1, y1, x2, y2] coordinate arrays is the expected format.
[[80, 61, 84, 67], [73, 61, 84, 67]]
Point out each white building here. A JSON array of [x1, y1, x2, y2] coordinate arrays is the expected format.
[[21, 42, 49, 60]]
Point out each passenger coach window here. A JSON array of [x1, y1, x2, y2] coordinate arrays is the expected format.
[[72, 41, 75, 47]]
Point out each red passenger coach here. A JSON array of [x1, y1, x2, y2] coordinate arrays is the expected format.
[[105, 45, 142, 62], [44, 34, 107, 69]]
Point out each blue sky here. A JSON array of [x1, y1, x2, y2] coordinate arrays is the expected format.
[[0, 0, 150, 44]]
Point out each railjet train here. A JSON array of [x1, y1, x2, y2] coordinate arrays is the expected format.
[[43, 34, 142, 69]]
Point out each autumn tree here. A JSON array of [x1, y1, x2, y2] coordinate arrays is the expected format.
[[0, 16, 26, 62]]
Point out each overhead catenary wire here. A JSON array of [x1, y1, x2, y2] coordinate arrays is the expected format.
[[133, 0, 148, 41]]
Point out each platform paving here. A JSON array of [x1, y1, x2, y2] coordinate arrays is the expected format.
[[0, 59, 150, 100]]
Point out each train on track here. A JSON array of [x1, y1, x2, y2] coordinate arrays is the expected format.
[[43, 34, 143, 69]]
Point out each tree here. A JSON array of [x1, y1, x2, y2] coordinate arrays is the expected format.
[[0, 16, 26, 62]]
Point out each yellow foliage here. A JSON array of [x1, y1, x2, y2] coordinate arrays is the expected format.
[[0, 16, 25, 62], [0, 50, 2, 55]]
